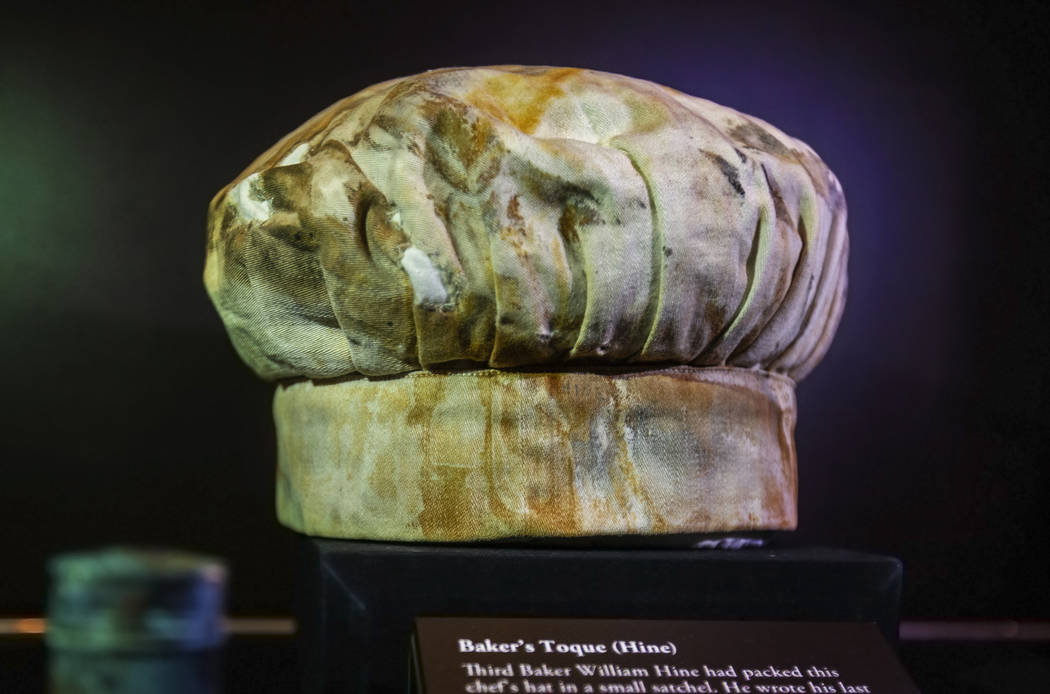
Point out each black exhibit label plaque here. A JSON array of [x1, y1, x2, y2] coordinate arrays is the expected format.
[[413, 618, 919, 694]]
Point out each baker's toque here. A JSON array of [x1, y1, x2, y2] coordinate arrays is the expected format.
[[204, 66, 848, 541]]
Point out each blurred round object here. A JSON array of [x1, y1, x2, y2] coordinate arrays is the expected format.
[[46, 547, 226, 653], [49, 651, 220, 694]]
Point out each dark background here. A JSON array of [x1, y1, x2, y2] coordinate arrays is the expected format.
[[1, 0, 1047, 620]]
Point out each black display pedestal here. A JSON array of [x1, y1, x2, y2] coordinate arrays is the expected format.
[[295, 537, 902, 694]]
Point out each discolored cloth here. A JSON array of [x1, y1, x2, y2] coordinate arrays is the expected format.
[[274, 367, 797, 541], [204, 66, 848, 540]]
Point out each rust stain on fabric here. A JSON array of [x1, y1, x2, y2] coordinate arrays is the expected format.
[[466, 67, 580, 134]]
